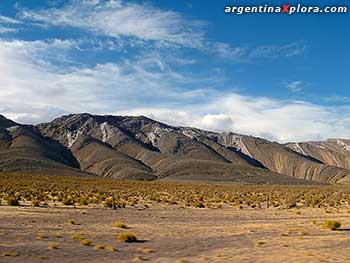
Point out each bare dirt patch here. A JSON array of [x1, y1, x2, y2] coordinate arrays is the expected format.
[[1, 205, 350, 263]]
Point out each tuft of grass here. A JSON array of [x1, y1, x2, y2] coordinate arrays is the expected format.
[[53, 233, 63, 238], [1, 251, 18, 257], [117, 232, 137, 243], [48, 242, 58, 249], [80, 239, 92, 246], [193, 201, 205, 208], [323, 220, 341, 230], [6, 197, 20, 206], [31, 200, 41, 207], [94, 244, 105, 249], [63, 198, 74, 206], [298, 230, 308, 236], [71, 233, 83, 240], [37, 233, 48, 239], [105, 245, 117, 252], [113, 222, 128, 229], [67, 219, 75, 225], [255, 241, 265, 246], [104, 198, 116, 208]]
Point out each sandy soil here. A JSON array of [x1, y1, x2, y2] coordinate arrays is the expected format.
[[1, 205, 350, 263]]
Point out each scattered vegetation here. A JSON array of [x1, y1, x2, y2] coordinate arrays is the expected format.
[[323, 220, 342, 230], [105, 246, 117, 252], [37, 233, 48, 239], [80, 239, 92, 246], [1, 251, 18, 257], [71, 233, 83, 240], [118, 233, 137, 243], [2, 174, 350, 210], [6, 197, 20, 206], [67, 219, 76, 225], [94, 244, 105, 249], [113, 222, 128, 229], [255, 241, 265, 246], [31, 200, 41, 207], [48, 242, 58, 249]]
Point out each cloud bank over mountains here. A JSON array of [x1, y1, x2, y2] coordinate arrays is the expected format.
[[0, 0, 348, 142]]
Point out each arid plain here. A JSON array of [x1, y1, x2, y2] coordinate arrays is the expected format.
[[1, 174, 350, 263]]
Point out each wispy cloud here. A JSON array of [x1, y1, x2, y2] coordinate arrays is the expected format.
[[213, 41, 308, 62], [324, 95, 350, 104], [0, 39, 348, 142], [286, 81, 304, 92], [119, 95, 350, 143], [0, 15, 21, 24], [0, 39, 214, 123], [0, 26, 17, 33], [19, 0, 205, 48], [1, 2, 341, 143], [0, 14, 22, 33]]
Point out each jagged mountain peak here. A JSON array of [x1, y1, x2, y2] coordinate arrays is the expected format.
[[1, 113, 350, 184]]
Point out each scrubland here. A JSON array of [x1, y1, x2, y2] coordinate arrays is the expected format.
[[1, 174, 350, 262]]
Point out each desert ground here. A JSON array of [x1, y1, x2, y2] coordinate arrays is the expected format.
[[1, 204, 350, 263], [1, 174, 350, 263]]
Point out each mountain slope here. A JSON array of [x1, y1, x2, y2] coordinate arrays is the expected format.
[[287, 140, 350, 170], [0, 115, 88, 176], [36, 114, 314, 184], [1, 113, 350, 184]]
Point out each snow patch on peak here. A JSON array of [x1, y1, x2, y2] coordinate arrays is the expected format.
[[288, 143, 308, 156], [67, 129, 81, 148], [314, 144, 326, 149], [219, 133, 252, 158], [182, 128, 198, 139], [146, 125, 173, 146], [181, 127, 217, 140], [100, 122, 118, 143], [336, 139, 350, 151]]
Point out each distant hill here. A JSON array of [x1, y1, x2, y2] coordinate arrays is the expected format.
[[1, 113, 349, 184]]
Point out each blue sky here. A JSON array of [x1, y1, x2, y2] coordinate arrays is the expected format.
[[0, 0, 349, 142]]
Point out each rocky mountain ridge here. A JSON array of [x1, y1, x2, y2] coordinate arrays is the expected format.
[[1, 113, 349, 184]]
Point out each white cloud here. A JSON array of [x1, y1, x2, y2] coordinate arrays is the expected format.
[[0, 26, 17, 33], [0, 39, 348, 142], [286, 81, 303, 92], [214, 41, 308, 62], [116, 94, 350, 143], [0, 39, 208, 123], [19, 0, 205, 48], [0, 14, 22, 33], [0, 15, 21, 24]]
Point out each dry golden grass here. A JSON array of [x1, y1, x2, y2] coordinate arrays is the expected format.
[[112, 221, 128, 228], [67, 219, 76, 225], [1, 251, 19, 257], [93, 244, 105, 249], [48, 242, 58, 249], [1, 174, 350, 211], [118, 233, 137, 243], [71, 233, 83, 240], [323, 220, 342, 230], [80, 239, 92, 246]]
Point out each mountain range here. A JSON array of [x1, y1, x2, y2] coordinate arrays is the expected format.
[[1, 113, 349, 184]]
